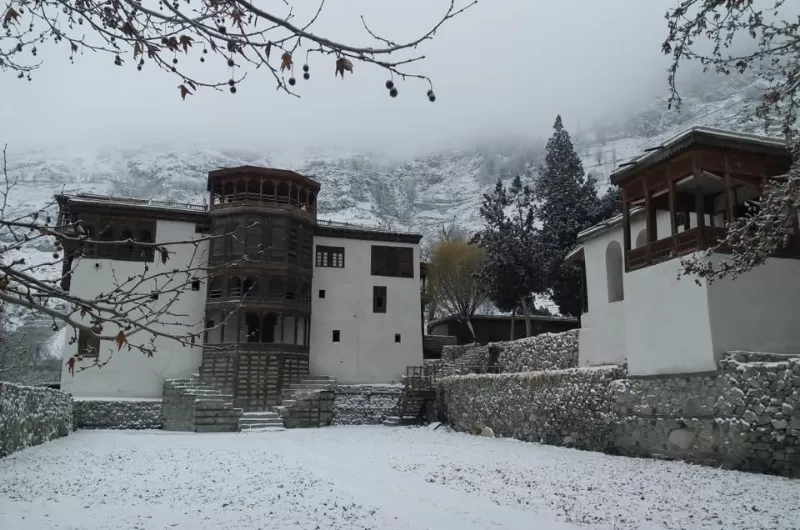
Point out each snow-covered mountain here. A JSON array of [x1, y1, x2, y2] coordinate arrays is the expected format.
[[0, 71, 778, 351]]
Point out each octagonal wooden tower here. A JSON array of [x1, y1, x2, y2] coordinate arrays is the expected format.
[[200, 166, 321, 411]]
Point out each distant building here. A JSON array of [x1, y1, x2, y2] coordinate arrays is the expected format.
[[56, 166, 423, 410], [427, 314, 579, 346], [567, 127, 800, 376]]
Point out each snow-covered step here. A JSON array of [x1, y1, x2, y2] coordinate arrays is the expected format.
[[238, 411, 285, 431]]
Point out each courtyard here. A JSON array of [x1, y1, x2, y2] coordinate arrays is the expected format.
[[0, 426, 798, 530]]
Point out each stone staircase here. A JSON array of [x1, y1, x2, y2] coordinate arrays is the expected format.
[[276, 376, 337, 428], [162, 376, 242, 433], [239, 411, 285, 432]]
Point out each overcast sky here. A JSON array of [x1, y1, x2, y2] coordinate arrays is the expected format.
[[0, 0, 679, 155]]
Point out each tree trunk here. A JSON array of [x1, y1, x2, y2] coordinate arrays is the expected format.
[[520, 298, 532, 338], [465, 318, 477, 345], [510, 308, 516, 340]]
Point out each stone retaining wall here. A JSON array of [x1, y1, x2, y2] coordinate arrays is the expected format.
[[439, 351, 800, 476], [73, 399, 162, 430], [439, 330, 579, 374], [423, 335, 457, 359], [333, 384, 403, 425], [439, 366, 624, 450], [0, 382, 72, 457]]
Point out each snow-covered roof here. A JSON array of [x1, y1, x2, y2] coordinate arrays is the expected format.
[[564, 207, 645, 264], [610, 126, 788, 185], [58, 193, 207, 213]]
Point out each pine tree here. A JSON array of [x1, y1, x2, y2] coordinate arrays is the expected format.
[[537, 115, 620, 317], [474, 176, 545, 336]]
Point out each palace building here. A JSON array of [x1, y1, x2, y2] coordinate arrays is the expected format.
[[567, 127, 800, 376], [56, 166, 423, 411]]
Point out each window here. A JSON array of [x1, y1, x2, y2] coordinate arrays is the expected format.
[[316, 246, 345, 268], [78, 330, 100, 358], [332, 330, 340, 343], [191, 278, 201, 291], [394, 333, 401, 343], [606, 241, 624, 303], [371, 245, 413, 278], [150, 291, 159, 300], [195, 224, 210, 234], [373, 286, 387, 313], [79, 216, 157, 262], [319, 289, 326, 299], [204, 320, 214, 344]]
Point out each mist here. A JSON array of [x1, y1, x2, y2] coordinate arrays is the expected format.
[[0, 0, 680, 156]]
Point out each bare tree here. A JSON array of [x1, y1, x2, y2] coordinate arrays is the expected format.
[[663, 0, 800, 281], [0, 0, 474, 99], [428, 238, 488, 344], [0, 146, 247, 375]]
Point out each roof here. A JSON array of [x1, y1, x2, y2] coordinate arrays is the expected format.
[[428, 314, 578, 328], [56, 193, 209, 222], [207, 166, 321, 191], [315, 219, 423, 244], [610, 126, 789, 185], [563, 207, 645, 265]]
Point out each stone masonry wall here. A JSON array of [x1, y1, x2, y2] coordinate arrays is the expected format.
[[440, 330, 579, 374], [333, 384, 403, 425], [0, 382, 73, 457], [612, 352, 800, 475], [439, 351, 800, 476], [73, 399, 162, 429], [439, 366, 624, 450]]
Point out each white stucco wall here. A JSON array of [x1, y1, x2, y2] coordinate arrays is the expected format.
[[60, 219, 208, 398], [707, 257, 800, 355], [310, 235, 423, 384], [622, 253, 716, 375], [579, 211, 716, 375]]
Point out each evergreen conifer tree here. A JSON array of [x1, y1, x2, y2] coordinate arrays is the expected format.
[[537, 115, 620, 317]]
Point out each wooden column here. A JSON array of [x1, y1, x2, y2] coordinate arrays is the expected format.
[[293, 313, 299, 345], [693, 154, 706, 247], [622, 200, 632, 270], [723, 154, 734, 223]]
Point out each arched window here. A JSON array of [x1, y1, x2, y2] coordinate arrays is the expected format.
[[635, 229, 648, 249], [242, 276, 258, 298], [277, 182, 290, 204], [223, 181, 235, 203], [118, 227, 134, 260], [208, 277, 223, 299], [290, 184, 299, 206], [308, 192, 316, 213], [228, 277, 242, 298], [264, 180, 275, 201], [245, 221, 261, 258], [245, 312, 260, 343], [268, 275, 284, 299], [261, 313, 278, 343], [299, 189, 308, 211], [606, 241, 624, 303], [212, 184, 223, 206], [285, 278, 297, 301]]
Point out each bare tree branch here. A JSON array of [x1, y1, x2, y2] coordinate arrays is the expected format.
[[0, 0, 475, 99]]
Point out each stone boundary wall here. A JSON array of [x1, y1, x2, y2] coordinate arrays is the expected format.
[[423, 335, 457, 359], [438, 352, 800, 476], [0, 382, 73, 457], [333, 384, 403, 425], [439, 329, 579, 374], [439, 366, 624, 450], [73, 399, 162, 430]]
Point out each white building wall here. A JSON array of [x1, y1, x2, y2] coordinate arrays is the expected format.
[[707, 257, 800, 355], [60, 219, 208, 398], [310, 235, 422, 384], [579, 210, 717, 375], [623, 253, 716, 376]]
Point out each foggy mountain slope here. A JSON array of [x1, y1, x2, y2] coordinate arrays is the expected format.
[[0, 72, 777, 341]]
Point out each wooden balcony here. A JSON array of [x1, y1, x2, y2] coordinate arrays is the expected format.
[[627, 226, 800, 271], [202, 342, 309, 356]]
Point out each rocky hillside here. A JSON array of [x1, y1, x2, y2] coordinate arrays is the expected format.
[[0, 71, 777, 355]]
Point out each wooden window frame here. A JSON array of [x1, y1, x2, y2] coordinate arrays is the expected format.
[[370, 245, 413, 278], [315, 246, 345, 268], [373, 286, 387, 313]]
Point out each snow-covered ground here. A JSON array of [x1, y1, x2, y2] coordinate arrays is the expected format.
[[1, 427, 797, 530]]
